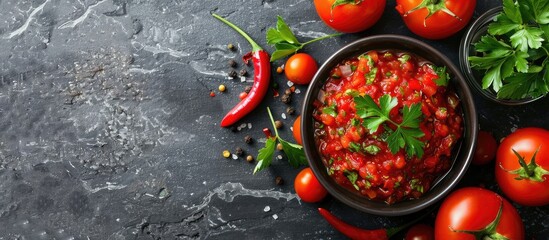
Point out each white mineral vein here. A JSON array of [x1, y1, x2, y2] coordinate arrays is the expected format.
[[3, 0, 51, 39], [58, 0, 108, 29]]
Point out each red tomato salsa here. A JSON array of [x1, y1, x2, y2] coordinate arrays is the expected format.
[[313, 50, 463, 204]]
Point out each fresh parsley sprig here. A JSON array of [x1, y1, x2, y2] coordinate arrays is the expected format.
[[354, 94, 425, 158], [266, 16, 341, 62], [468, 0, 549, 99], [254, 107, 308, 174]]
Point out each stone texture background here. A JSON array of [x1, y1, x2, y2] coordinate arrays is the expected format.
[[0, 0, 547, 239]]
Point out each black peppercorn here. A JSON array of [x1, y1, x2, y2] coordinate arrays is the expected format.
[[228, 59, 237, 68], [275, 176, 284, 185], [286, 107, 296, 115], [239, 69, 247, 76], [281, 94, 291, 104], [244, 86, 252, 94], [228, 70, 238, 78], [244, 135, 253, 144], [235, 147, 244, 156]]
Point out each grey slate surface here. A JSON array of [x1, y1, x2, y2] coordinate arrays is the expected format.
[[0, 0, 547, 239]]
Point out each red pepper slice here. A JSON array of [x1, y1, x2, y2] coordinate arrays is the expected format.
[[212, 13, 271, 127]]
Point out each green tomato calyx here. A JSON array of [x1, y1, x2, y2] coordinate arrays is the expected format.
[[449, 197, 509, 240], [403, 0, 462, 27], [501, 147, 549, 182]]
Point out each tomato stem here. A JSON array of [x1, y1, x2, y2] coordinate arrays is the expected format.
[[403, 0, 462, 27], [501, 147, 549, 182], [449, 197, 509, 240]]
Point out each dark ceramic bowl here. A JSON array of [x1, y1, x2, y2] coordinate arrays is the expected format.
[[459, 6, 543, 105], [301, 35, 478, 216]]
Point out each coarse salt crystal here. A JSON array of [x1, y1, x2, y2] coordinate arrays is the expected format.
[[232, 154, 238, 160], [277, 155, 283, 160], [239, 123, 247, 129], [287, 81, 294, 87], [295, 89, 301, 94], [290, 127, 294, 132], [247, 123, 252, 129], [272, 214, 278, 220], [264, 206, 271, 212], [281, 113, 287, 119]]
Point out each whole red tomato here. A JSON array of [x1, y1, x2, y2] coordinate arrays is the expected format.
[[435, 187, 524, 240], [496, 127, 549, 206], [314, 0, 386, 33], [473, 131, 498, 165], [294, 167, 328, 203], [395, 0, 476, 39], [405, 224, 434, 240], [285, 53, 318, 85]]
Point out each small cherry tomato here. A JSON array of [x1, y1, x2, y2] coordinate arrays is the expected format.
[[472, 131, 498, 165], [496, 127, 549, 206], [293, 115, 302, 145], [314, 0, 387, 33], [405, 224, 434, 240], [294, 167, 328, 203], [285, 53, 318, 85]]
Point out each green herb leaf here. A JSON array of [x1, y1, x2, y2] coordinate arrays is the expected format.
[[364, 144, 381, 155], [510, 27, 545, 52], [398, 54, 411, 64], [254, 107, 308, 174], [434, 66, 449, 86], [503, 0, 522, 24], [354, 94, 424, 158], [348, 142, 361, 152], [488, 14, 521, 35], [365, 67, 378, 84], [474, 36, 512, 52], [254, 137, 276, 174], [354, 95, 396, 133], [266, 16, 340, 62], [322, 104, 337, 117], [515, 51, 530, 73], [344, 170, 360, 190], [279, 138, 307, 168]]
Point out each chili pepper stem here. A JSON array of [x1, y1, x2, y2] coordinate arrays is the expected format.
[[212, 13, 263, 52], [302, 33, 343, 46]]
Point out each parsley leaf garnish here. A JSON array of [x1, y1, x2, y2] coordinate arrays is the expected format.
[[344, 170, 360, 190], [354, 94, 425, 158], [266, 16, 341, 62], [469, 0, 549, 99], [254, 107, 307, 174]]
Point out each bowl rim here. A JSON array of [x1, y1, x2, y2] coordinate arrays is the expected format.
[[301, 34, 478, 216], [459, 6, 543, 105]]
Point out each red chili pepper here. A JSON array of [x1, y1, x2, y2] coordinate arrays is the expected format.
[[318, 208, 428, 240], [212, 13, 271, 128], [318, 208, 389, 240]]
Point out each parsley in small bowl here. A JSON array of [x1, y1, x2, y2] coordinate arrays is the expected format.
[[460, 1, 549, 105]]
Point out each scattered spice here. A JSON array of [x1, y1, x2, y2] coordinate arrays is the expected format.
[[274, 120, 283, 129], [275, 176, 284, 185], [228, 59, 237, 68], [286, 107, 296, 115], [281, 94, 291, 104], [244, 135, 253, 144], [239, 69, 248, 76], [218, 84, 226, 92], [246, 155, 254, 162], [239, 92, 248, 100], [222, 150, 231, 158], [228, 70, 238, 78], [210, 91, 216, 97], [235, 147, 244, 156], [244, 86, 252, 94], [276, 66, 284, 74], [227, 43, 235, 51], [284, 88, 292, 95], [262, 128, 272, 138], [231, 126, 238, 132], [277, 143, 283, 151]]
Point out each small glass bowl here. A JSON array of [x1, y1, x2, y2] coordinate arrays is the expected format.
[[459, 6, 543, 105]]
